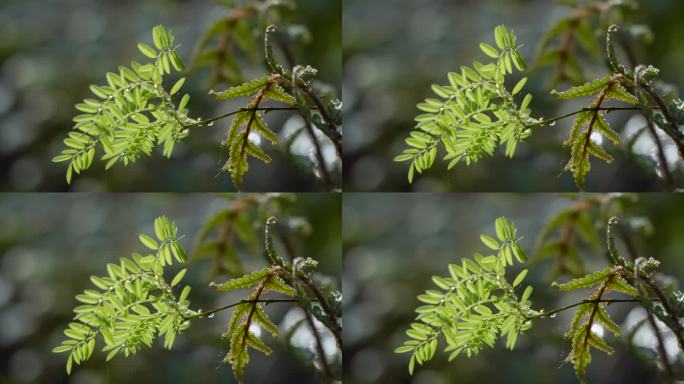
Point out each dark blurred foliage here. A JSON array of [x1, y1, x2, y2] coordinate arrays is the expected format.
[[0, 0, 340, 192], [0, 193, 340, 383], [343, 0, 684, 191], [343, 193, 684, 383]]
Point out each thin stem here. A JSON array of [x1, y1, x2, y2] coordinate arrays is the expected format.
[[303, 117, 333, 189], [579, 279, 610, 356], [238, 279, 268, 356], [184, 107, 302, 129], [267, 226, 341, 346], [642, 85, 684, 161], [298, 300, 333, 382], [524, 106, 647, 130], [641, 276, 684, 350], [184, 299, 303, 320], [238, 85, 270, 161], [644, 307, 674, 382], [280, 77, 342, 155], [527, 298, 644, 319], [644, 116, 675, 190], [289, 68, 335, 190], [622, 228, 675, 381], [281, 267, 342, 347]]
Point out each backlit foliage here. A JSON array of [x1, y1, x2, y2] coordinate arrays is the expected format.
[[210, 265, 296, 381], [209, 216, 341, 382], [210, 75, 296, 189], [552, 74, 638, 189], [53, 202, 342, 382], [52, 26, 193, 183], [551, 218, 638, 383], [53, 0, 342, 191], [395, 217, 537, 374], [52, 216, 193, 373], [398, 1, 684, 190], [395, 26, 538, 183], [398, 207, 684, 383]]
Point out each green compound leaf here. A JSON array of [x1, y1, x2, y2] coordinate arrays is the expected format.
[[480, 42, 499, 58], [395, 217, 538, 375], [396, 25, 539, 184], [210, 267, 271, 292], [53, 25, 194, 184], [210, 74, 296, 190], [554, 74, 635, 189], [552, 266, 613, 291], [551, 75, 613, 99], [554, 219, 640, 383], [210, 76, 272, 100], [211, 226, 298, 383], [52, 216, 194, 375]]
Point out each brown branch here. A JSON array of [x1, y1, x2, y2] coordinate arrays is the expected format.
[[616, 228, 675, 381], [277, 228, 298, 264], [556, 16, 580, 83], [527, 298, 643, 320], [298, 301, 333, 382], [580, 278, 611, 355], [215, 221, 235, 275], [184, 107, 300, 130], [303, 118, 333, 189], [644, 115, 675, 190], [645, 307, 674, 382], [650, 91, 684, 161], [238, 277, 269, 353], [281, 73, 336, 190], [184, 298, 301, 320], [641, 276, 684, 351], [272, 228, 341, 346], [289, 269, 342, 348], [557, 210, 579, 275], [238, 84, 271, 160], [580, 86, 610, 161], [523, 106, 644, 131], [280, 77, 342, 156], [556, 199, 596, 274], [213, 22, 235, 84], [552, 6, 595, 84], [189, 195, 268, 270]]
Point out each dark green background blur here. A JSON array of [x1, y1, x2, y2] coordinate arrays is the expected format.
[[343, 0, 684, 192], [0, 0, 341, 192], [0, 193, 341, 383], [343, 193, 684, 383]]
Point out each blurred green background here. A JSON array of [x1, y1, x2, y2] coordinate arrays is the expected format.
[[343, 0, 684, 191], [0, 0, 341, 192], [343, 193, 684, 383], [0, 193, 341, 383]]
